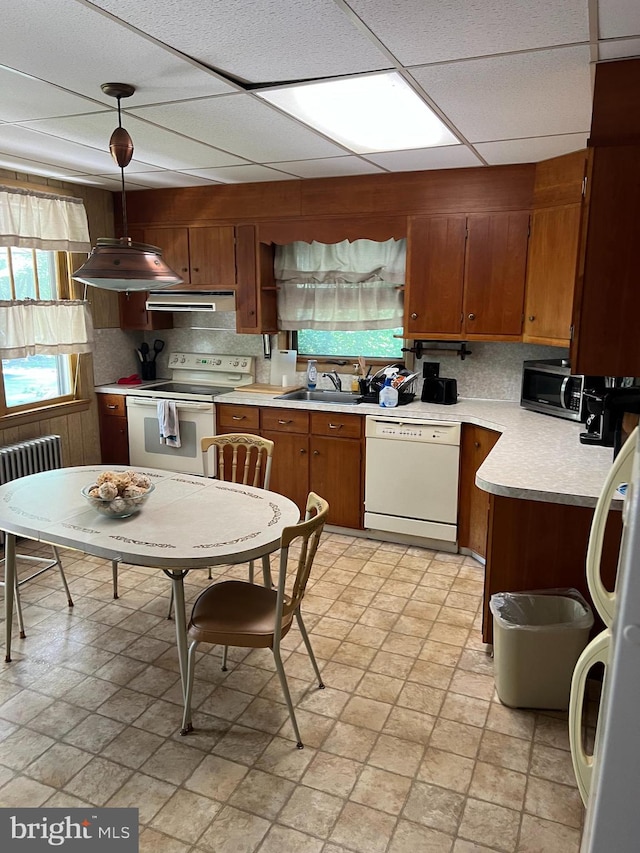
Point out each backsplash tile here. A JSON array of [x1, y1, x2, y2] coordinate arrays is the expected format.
[[93, 315, 567, 402]]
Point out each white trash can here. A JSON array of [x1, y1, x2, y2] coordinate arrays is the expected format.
[[490, 589, 594, 710]]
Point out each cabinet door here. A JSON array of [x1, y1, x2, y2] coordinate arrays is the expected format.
[[98, 396, 130, 465], [235, 224, 259, 332], [405, 215, 466, 338], [523, 205, 581, 346], [310, 435, 362, 529], [572, 145, 640, 376], [463, 212, 529, 338], [189, 226, 236, 289], [262, 429, 309, 513], [144, 226, 190, 285], [458, 425, 500, 558]]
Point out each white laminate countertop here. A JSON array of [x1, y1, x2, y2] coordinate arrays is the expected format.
[[96, 383, 617, 508]]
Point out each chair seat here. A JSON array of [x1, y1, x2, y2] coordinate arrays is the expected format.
[[188, 580, 292, 648]]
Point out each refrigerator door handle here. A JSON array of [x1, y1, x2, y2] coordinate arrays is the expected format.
[[586, 426, 637, 625], [569, 629, 610, 805]]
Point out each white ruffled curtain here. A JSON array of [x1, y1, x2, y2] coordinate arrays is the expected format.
[[0, 300, 94, 359], [275, 238, 406, 331], [0, 185, 90, 252]]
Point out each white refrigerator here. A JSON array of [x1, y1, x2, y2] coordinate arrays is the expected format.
[[569, 425, 640, 851]]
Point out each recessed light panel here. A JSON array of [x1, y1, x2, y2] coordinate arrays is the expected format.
[[257, 71, 459, 153]]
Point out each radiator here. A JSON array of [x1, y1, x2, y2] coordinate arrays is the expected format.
[[0, 435, 63, 546], [0, 435, 63, 485]]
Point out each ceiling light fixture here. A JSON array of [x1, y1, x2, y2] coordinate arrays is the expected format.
[[257, 71, 459, 154], [72, 82, 183, 292]]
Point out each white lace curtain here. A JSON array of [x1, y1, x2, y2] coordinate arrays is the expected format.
[[275, 238, 406, 330], [0, 185, 90, 252], [0, 300, 94, 358]]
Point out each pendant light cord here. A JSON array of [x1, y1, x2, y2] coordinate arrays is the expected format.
[[116, 95, 129, 242]]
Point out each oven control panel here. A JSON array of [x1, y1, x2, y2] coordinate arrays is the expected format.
[[169, 353, 254, 372]]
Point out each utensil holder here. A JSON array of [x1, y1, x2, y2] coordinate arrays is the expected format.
[[141, 361, 156, 381]]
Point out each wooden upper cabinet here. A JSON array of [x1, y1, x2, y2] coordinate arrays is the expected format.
[[405, 215, 466, 338], [523, 204, 581, 346], [463, 211, 529, 339], [235, 224, 277, 335], [143, 225, 236, 291], [119, 291, 173, 331]]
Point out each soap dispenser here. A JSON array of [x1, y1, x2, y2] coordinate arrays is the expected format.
[[307, 359, 318, 390]]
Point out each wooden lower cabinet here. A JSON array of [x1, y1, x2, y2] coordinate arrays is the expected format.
[[483, 494, 622, 644], [458, 425, 500, 558], [217, 403, 364, 528], [97, 394, 129, 465]]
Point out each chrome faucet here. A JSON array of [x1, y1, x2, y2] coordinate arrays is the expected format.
[[322, 370, 342, 391]]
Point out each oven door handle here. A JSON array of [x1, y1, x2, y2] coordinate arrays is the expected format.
[[127, 398, 213, 412]]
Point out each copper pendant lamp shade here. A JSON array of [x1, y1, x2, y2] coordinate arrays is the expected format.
[[72, 82, 183, 292]]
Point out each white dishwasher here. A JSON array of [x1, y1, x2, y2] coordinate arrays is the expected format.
[[364, 415, 461, 546]]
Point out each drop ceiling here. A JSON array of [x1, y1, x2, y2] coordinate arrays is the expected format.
[[0, 0, 638, 190]]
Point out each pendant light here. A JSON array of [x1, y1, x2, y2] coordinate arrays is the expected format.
[[72, 83, 183, 292]]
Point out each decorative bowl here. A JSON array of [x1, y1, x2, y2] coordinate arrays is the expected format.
[[81, 482, 154, 519]]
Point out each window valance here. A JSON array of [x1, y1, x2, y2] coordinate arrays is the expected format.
[[275, 238, 405, 331], [0, 186, 91, 252], [0, 300, 94, 358]]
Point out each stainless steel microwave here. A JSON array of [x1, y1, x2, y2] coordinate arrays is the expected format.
[[520, 359, 604, 422]]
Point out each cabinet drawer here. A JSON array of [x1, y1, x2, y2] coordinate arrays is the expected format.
[[217, 404, 260, 431], [261, 408, 309, 434], [310, 411, 363, 439], [98, 394, 127, 417]]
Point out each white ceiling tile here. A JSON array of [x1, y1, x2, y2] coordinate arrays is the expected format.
[[0, 153, 86, 179], [90, 0, 390, 82], [266, 158, 384, 178], [0, 66, 108, 122], [364, 145, 483, 171], [22, 113, 248, 171], [410, 46, 593, 142], [475, 133, 590, 164], [0, 0, 235, 107], [0, 125, 120, 173], [183, 165, 298, 184], [123, 171, 223, 188], [131, 94, 349, 162], [65, 174, 150, 192], [347, 0, 589, 65], [597, 0, 640, 39], [599, 37, 640, 59]]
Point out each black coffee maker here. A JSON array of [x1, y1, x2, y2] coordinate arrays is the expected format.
[[580, 387, 640, 453]]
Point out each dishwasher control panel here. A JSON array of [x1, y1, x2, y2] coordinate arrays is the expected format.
[[365, 416, 461, 445]]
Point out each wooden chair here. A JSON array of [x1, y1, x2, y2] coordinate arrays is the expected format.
[[165, 433, 275, 619], [180, 492, 328, 748]]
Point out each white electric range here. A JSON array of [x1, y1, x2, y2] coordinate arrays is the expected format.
[[126, 352, 254, 475]]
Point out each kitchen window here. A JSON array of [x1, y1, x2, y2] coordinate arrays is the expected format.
[[275, 238, 405, 362], [0, 248, 77, 414]]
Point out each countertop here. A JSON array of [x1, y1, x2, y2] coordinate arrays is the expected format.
[[96, 383, 617, 508]]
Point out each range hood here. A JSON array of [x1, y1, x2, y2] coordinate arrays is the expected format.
[[145, 291, 236, 312]]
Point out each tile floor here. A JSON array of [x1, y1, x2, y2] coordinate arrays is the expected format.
[[0, 533, 587, 853]]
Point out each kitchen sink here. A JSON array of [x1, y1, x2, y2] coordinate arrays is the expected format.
[[275, 389, 362, 405]]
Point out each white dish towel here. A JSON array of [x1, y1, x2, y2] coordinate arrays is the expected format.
[[157, 400, 181, 448]]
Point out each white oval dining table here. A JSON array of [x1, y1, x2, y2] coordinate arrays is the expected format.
[[0, 465, 300, 715]]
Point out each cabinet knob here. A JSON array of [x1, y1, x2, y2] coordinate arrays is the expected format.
[[528, 315, 535, 322], [328, 423, 343, 430], [468, 313, 476, 321], [410, 312, 418, 320], [278, 419, 292, 425], [181, 267, 188, 272], [232, 415, 245, 420], [107, 404, 117, 409], [313, 450, 320, 456], [300, 448, 306, 454], [474, 441, 480, 448], [192, 267, 199, 272]]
